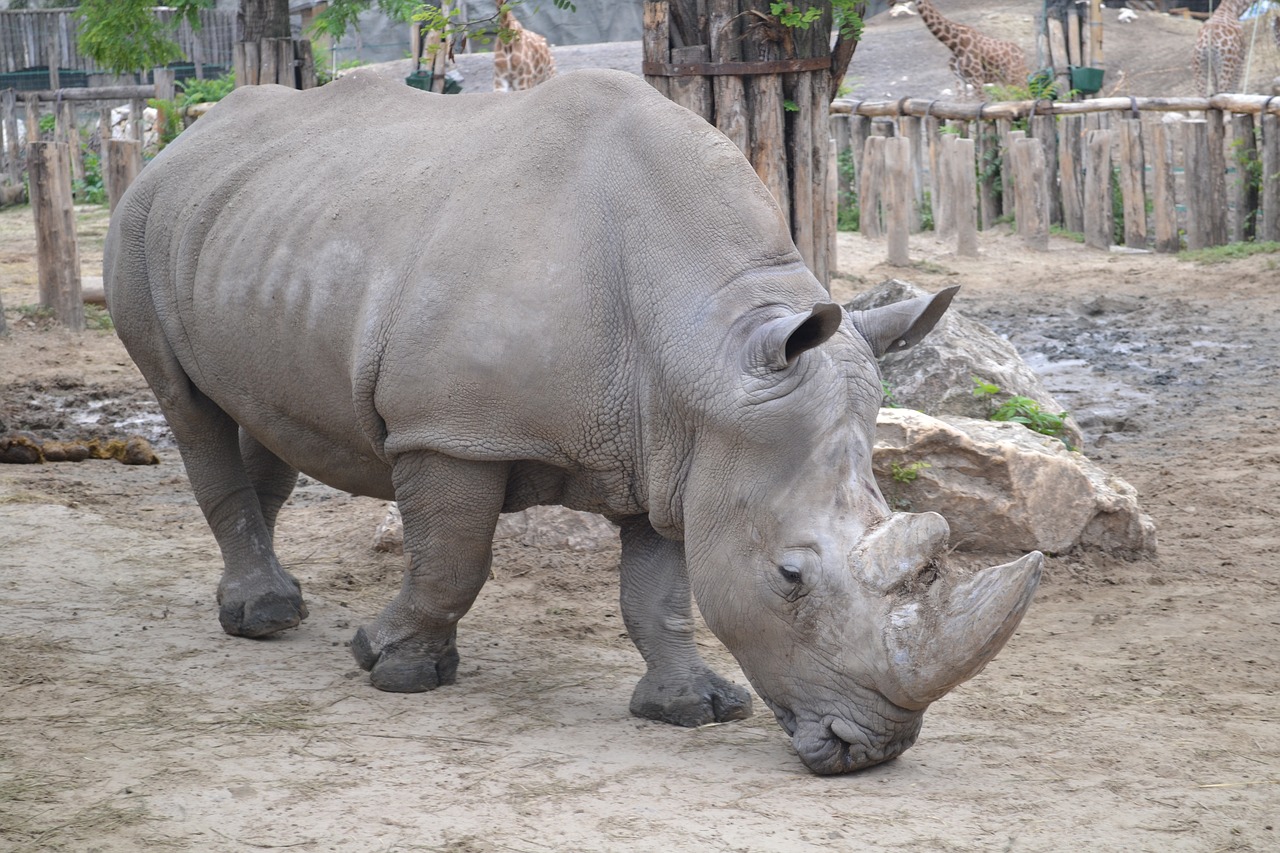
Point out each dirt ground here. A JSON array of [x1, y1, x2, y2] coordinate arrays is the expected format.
[[3, 191, 1279, 851], [2, 7, 1280, 846]]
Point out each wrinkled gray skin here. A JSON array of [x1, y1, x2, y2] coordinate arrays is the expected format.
[[104, 69, 1041, 774]]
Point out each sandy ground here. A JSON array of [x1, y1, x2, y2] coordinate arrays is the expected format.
[[2, 190, 1279, 851]]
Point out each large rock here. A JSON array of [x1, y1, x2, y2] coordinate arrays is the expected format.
[[373, 503, 618, 555], [874, 408, 1156, 558], [847, 279, 1084, 450]]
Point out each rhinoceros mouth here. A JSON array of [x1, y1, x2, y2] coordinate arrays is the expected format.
[[765, 698, 924, 775]]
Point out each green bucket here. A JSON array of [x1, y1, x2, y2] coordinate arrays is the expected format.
[[405, 69, 462, 95], [1069, 66, 1105, 95]]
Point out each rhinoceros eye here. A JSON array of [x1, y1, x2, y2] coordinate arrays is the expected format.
[[777, 565, 803, 585]]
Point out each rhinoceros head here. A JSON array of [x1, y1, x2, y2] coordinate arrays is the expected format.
[[680, 285, 1042, 774]]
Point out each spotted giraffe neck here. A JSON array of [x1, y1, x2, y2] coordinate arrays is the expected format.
[[1212, 0, 1253, 20], [914, 0, 966, 51]]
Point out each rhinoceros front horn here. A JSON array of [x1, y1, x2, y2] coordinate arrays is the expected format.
[[880, 547, 1043, 709]]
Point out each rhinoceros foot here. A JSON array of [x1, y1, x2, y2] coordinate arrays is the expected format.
[[216, 571, 307, 638], [629, 667, 753, 727], [350, 626, 460, 693]]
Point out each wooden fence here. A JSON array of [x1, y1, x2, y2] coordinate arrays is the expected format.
[[0, 8, 236, 86], [831, 93, 1280, 256]]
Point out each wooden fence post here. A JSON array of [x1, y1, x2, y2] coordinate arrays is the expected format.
[[2, 89, 20, 188], [936, 131, 956, 241], [106, 139, 142, 214], [1059, 115, 1085, 233], [153, 67, 176, 102], [25, 95, 40, 144], [27, 141, 83, 331], [1206, 109, 1228, 245], [996, 118, 1014, 219], [1151, 120, 1180, 253], [1261, 112, 1280, 243], [55, 99, 84, 190], [1118, 118, 1147, 249], [1012, 136, 1049, 250], [1230, 113, 1259, 243], [832, 113, 852, 204], [1083, 128, 1114, 249], [975, 120, 1000, 230], [898, 115, 925, 232], [884, 137, 911, 266], [1183, 119, 1214, 250], [950, 136, 979, 256], [1030, 113, 1061, 226], [860, 135, 885, 239]]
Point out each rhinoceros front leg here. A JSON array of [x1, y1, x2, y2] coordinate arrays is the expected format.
[[619, 518, 753, 726], [351, 450, 508, 693]]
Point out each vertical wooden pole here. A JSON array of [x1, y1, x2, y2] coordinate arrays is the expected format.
[[811, 74, 831, 287], [1006, 128, 1026, 231], [1059, 115, 1084, 233], [1030, 114, 1061, 226], [277, 38, 296, 87], [832, 113, 852, 206], [25, 95, 40, 144], [827, 138, 838, 285], [788, 73, 816, 271], [642, 2, 671, 100], [1230, 113, 1258, 243], [936, 133, 956, 241], [849, 114, 870, 183], [1083, 128, 1113, 249], [2, 89, 20, 187], [997, 118, 1015, 219], [97, 107, 111, 166], [297, 39, 317, 90], [129, 98, 145, 145], [899, 115, 925, 232], [709, 0, 748, 153], [153, 67, 176, 102], [1118, 118, 1147, 249], [1206, 110, 1228, 245], [27, 141, 83, 331], [1151, 120, 1180, 253], [1183, 119, 1212, 250], [1067, 7, 1082, 69], [975, 120, 1000, 230], [259, 38, 278, 89], [951, 136, 979, 257], [55, 99, 83, 189], [1012, 136, 1049, 251], [1261, 112, 1280, 243], [106, 139, 142, 214], [924, 115, 942, 228], [859, 135, 885, 239], [45, 32, 60, 91], [884, 137, 911, 266]]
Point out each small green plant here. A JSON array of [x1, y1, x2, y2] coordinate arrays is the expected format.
[[972, 376, 1072, 447], [919, 189, 935, 232], [1050, 224, 1085, 243], [38, 113, 56, 135], [836, 148, 859, 232], [770, 2, 823, 29], [177, 71, 234, 106], [880, 380, 898, 408], [783, 99, 800, 113], [891, 460, 930, 484], [1179, 241, 1280, 264], [1110, 165, 1125, 246], [84, 304, 113, 331], [73, 151, 107, 205]]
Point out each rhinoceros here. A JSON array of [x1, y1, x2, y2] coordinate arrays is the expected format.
[[104, 69, 1041, 774]]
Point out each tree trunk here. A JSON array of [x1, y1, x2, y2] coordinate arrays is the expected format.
[[644, 1, 857, 288], [239, 0, 291, 42]]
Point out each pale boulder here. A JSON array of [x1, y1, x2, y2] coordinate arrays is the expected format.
[[373, 502, 617, 555], [848, 279, 1084, 450], [874, 408, 1156, 558]]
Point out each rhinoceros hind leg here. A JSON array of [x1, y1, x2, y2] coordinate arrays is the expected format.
[[218, 577, 308, 638], [618, 517, 753, 727]]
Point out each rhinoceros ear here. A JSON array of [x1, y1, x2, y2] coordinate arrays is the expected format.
[[848, 284, 959, 357], [745, 302, 845, 373]]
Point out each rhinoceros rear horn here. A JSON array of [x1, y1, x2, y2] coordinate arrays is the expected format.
[[745, 302, 844, 373], [849, 284, 959, 357]]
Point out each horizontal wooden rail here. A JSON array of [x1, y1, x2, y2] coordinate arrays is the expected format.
[[18, 85, 157, 102], [832, 93, 1280, 121]]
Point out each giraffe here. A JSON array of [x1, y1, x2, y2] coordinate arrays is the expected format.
[[888, 0, 1029, 93], [1193, 0, 1254, 96], [492, 3, 556, 92]]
